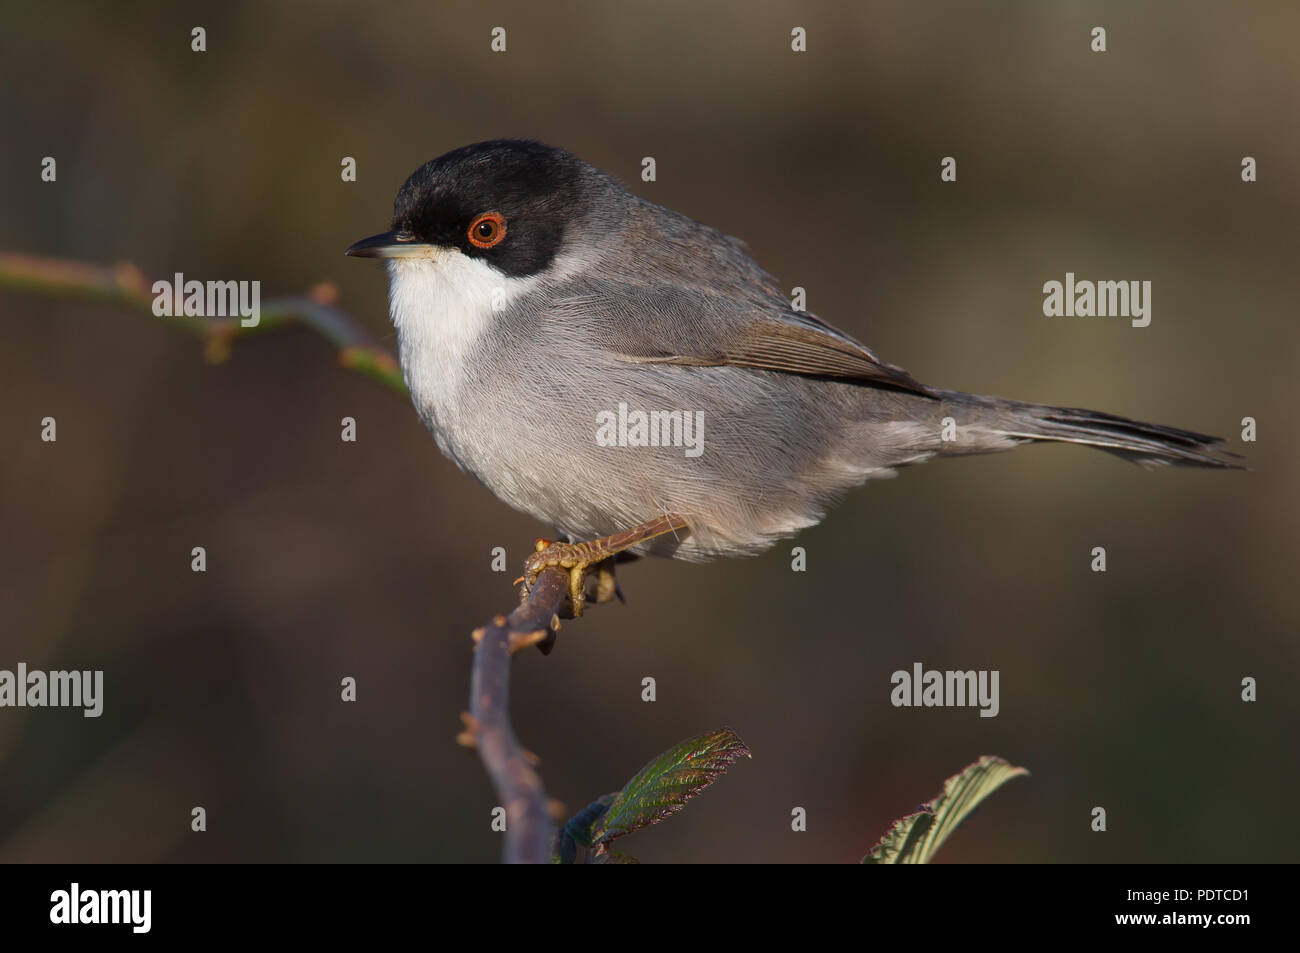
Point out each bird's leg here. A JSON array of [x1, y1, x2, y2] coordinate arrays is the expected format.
[[582, 550, 644, 606], [589, 557, 622, 605], [517, 515, 689, 617]]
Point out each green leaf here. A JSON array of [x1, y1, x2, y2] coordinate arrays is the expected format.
[[588, 726, 751, 849], [863, 755, 1028, 864]]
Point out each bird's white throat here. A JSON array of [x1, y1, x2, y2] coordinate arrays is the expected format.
[[386, 252, 533, 411]]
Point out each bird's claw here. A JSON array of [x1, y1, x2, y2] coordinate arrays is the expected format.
[[516, 515, 689, 617], [520, 538, 601, 617]]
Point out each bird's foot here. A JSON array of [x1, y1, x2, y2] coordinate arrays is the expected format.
[[516, 514, 689, 617]]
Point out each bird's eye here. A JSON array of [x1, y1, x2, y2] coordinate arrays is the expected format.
[[467, 211, 507, 249]]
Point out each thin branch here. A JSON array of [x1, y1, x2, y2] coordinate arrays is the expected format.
[[0, 251, 406, 392], [466, 567, 570, 864]]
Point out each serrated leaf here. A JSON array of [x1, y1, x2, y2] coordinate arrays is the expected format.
[[863, 755, 1028, 864], [589, 726, 751, 847]]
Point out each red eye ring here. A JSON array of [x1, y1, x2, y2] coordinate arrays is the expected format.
[[468, 211, 507, 249]]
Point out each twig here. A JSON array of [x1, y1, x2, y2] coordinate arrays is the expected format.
[[0, 251, 406, 392], [468, 567, 570, 864]]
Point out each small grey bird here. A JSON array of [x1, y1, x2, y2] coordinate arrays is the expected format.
[[347, 139, 1236, 612]]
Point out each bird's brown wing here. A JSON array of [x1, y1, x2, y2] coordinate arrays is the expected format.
[[552, 282, 933, 396]]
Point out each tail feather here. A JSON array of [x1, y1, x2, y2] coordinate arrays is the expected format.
[[937, 391, 1243, 469]]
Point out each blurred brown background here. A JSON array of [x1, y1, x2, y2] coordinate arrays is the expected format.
[[1, 0, 1296, 863]]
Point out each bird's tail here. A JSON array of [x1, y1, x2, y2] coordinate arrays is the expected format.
[[931, 390, 1242, 469]]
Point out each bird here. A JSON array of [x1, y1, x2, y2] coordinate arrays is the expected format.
[[346, 139, 1237, 614]]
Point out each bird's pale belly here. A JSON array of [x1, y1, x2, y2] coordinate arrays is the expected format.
[[405, 351, 861, 560]]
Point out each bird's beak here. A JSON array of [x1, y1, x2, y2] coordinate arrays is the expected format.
[[345, 231, 436, 259]]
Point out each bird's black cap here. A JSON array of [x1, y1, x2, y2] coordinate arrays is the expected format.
[[347, 139, 593, 278]]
